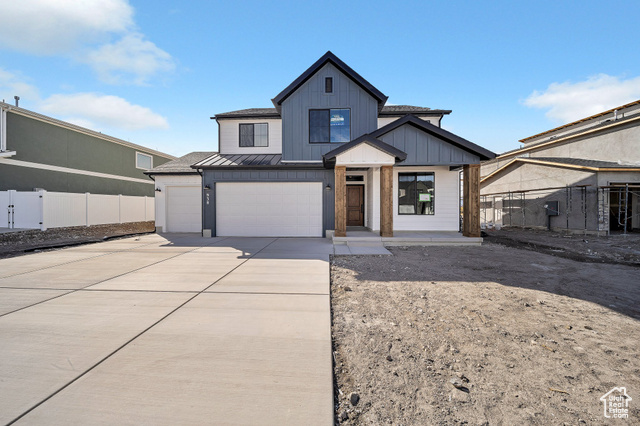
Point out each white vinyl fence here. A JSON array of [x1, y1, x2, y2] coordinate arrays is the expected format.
[[1, 190, 154, 230]]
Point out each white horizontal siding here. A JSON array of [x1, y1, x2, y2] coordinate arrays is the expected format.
[[218, 119, 282, 154], [393, 166, 460, 231]]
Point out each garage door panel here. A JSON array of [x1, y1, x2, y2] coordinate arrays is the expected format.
[[217, 182, 323, 237], [167, 186, 201, 233]]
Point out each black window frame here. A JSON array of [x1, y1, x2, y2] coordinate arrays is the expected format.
[[325, 77, 333, 93], [239, 123, 269, 147], [397, 172, 435, 215], [308, 108, 351, 144]]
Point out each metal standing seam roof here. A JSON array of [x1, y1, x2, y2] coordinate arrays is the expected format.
[[192, 153, 322, 168]]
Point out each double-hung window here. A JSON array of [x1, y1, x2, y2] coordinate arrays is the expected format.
[[309, 109, 350, 143], [239, 123, 268, 147], [398, 172, 435, 215]]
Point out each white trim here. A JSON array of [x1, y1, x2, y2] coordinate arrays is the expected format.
[[0, 151, 16, 158], [135, 151, 153, 170], [0, 158, 154, 185]]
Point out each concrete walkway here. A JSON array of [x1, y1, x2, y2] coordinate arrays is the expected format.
[[0, 234, 334, 425]]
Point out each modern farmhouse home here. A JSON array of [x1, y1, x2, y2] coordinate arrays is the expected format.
[[148, 52, 495, 238]]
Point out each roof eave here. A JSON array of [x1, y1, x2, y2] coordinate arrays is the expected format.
[[371, 114, 496, 161]]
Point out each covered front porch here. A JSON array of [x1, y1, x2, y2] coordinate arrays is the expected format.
[[329, 227, 483, 247], [324, 133, 482, 245]]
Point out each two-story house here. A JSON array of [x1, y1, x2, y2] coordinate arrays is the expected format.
[[148, 52, 495, 238]]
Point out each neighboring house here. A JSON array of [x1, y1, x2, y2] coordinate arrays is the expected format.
[[0, 101, 175, 197], [145, 152, 213, 232], [148, 51, 496, 238], [480, 100, 640, 234]]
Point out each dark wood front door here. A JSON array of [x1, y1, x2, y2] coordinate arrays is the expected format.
[[346, 185, 364, 226]]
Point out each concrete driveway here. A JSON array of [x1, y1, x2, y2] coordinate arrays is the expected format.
[[0, 234, 334, 425]]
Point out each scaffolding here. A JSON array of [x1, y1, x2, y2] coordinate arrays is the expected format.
[[480, 183, 640, 235]]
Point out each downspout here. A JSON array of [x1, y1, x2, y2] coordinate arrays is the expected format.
[[197, 168, 205, 237], [1, 107, 6, 152]]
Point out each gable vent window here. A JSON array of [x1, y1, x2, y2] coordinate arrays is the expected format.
[[325, 77, 333, 93], [239, 123, 269, 147]]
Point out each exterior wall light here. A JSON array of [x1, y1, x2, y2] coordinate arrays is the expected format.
[[155, 188, 161, 192], [204, 184, 211, 190], [325, 184, 332, 191]]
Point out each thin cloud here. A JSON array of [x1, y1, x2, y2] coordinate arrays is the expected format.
[[39, 93, 169, 131], [524, 74, 640, 123], [83, 33, 175, 85], [0, 0, 174, 85], [0, 0, 133, 54], [0, 67, 39, 102]]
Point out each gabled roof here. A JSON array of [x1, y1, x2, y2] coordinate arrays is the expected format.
[[371, 114, 496, 161], [323, 134, 407, 163], [145, 151, 215, 175], [481, 157, 640, 184], [271, 51, 388, 112]]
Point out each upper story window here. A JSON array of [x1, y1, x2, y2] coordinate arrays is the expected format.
[[309, 108, 350, 143], [325, 77, 333, 93], [398, 172, 435, 215], [239, 123, 269, 147], [136, 152, 153, 170]]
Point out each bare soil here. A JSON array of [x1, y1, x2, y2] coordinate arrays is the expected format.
[[0, 221, 155, 258], [484, 228, 640, 267], [331, 242, 640, 425]]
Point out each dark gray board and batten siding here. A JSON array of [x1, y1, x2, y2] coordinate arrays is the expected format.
[[281, 63, 379, 162], [202, 169, 335, 237], [378, 124, 481, 166]]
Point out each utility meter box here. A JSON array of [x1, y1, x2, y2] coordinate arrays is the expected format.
[[544, 201, 559, 216]]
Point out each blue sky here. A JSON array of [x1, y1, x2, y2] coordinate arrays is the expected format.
[[1, 0, 639, 157]]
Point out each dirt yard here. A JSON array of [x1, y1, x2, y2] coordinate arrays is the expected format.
[[0, 221, 155, 258], [331, 242, 640, 425], [484, 228, 640, 267]]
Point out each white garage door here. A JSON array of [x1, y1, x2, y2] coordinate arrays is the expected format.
[[216, 182, 323, 237], [166, 186, 201, 232]]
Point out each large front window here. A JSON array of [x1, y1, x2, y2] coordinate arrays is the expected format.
[[309, 108, 350, 143], [398, 172, 435, 215]]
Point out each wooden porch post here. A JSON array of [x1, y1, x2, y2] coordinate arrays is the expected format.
[[463, 164, 481, 237], [334, 166, 347, 237], [380, 165, 393, 237]]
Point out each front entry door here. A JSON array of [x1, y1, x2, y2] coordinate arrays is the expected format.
[[346, 185, 364, 226]]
